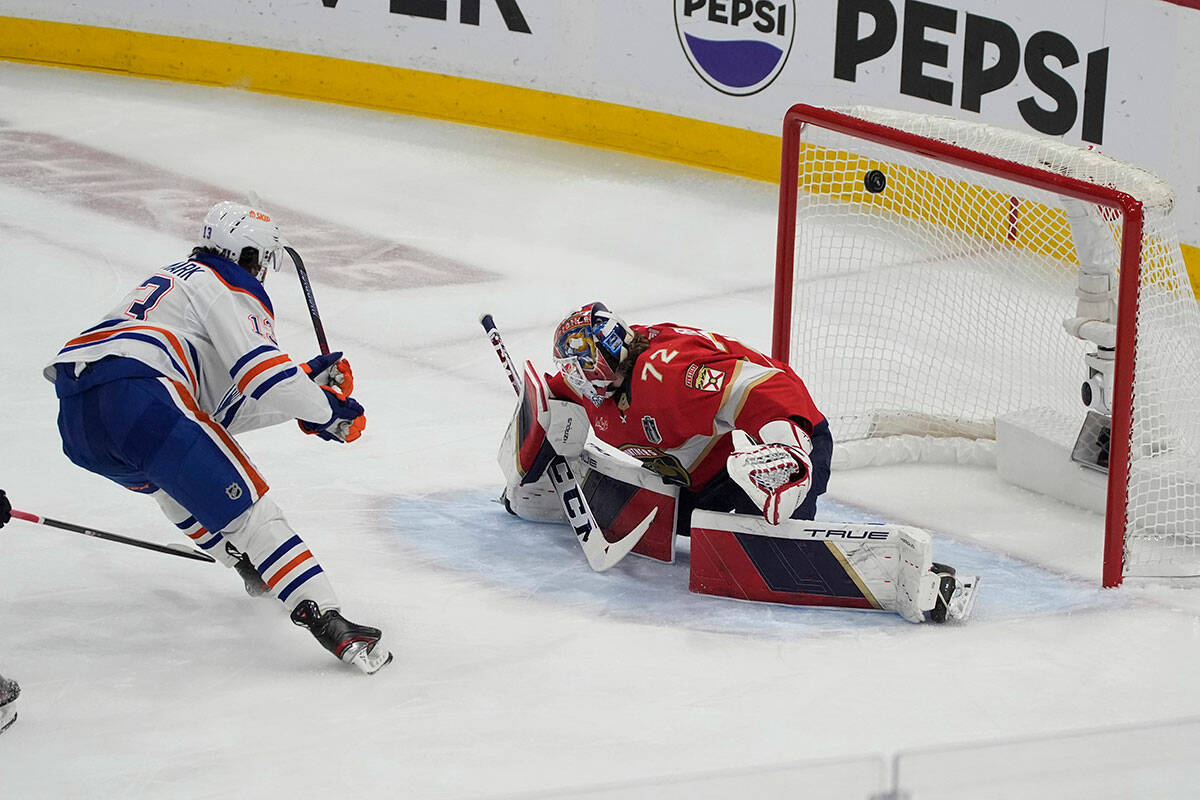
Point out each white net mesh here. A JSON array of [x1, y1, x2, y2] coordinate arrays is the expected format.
[[783, 105, 1200, 579]]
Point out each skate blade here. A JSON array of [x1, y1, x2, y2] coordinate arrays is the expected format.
[[341, 641, 393, 675], [0, 708, 16, 735], [947, 575, 981, 622]]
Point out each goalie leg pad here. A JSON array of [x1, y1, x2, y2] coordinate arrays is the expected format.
[[501, 470, 566, 524], [688, 511, 978, 623], [498, 362, 591, 491], [578, 441, 681, 563], [580, 466, 678, 563], [689, 512, 887, 614], [503, 438, 683, 565]]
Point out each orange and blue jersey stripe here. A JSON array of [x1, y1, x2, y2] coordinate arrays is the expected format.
[[229, 344, 298, 401], [58, 319, 200, 394]]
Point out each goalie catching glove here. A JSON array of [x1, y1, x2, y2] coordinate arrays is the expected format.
[[299, 385, 365, 443], [727, 421, 814, 525]]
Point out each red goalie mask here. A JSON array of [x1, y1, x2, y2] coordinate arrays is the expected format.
[[552, 302, 633, 407]]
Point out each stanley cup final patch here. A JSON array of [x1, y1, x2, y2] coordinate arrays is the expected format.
[[685, 363, 727, 392], [642, 415, 663, 444]]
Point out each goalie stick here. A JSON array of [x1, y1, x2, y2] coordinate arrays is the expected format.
[[480, 314, 521, 394], [8, 509, 217, 563], [286, 246, 330, 356], [480, 313, 655, 571]]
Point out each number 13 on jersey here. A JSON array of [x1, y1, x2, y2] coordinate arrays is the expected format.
[[126, 275, 175, 320]]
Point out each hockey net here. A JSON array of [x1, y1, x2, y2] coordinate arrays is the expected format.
[[774, 104, 1200, 586]]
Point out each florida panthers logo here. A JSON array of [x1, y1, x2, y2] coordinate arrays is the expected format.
[[685, 363, 727, 392]]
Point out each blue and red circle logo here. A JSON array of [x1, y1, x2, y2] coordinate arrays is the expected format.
[[675, 0, 796, 96]]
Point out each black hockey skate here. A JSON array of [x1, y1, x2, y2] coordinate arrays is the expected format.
[[290, 600, 392, 675], [234, 553, 269, 597], [0, 675, 20, 735]]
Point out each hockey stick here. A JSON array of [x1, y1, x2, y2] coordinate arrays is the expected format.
[[8, 509, 217, 563], [480, 313, 521, 393], [285, 246, 330, 356], [480, 314, 654, 571]]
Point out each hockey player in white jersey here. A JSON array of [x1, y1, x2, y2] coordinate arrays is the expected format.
[[44, 202, 391, 674]]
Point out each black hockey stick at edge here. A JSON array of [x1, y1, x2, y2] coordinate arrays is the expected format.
[[286, 246, 330, 356], [8, 509, 217, 563]]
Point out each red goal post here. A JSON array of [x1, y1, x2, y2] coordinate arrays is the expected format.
[[772, 103, 1198, 587]]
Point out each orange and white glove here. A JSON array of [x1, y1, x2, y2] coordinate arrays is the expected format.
[[300, 351, 354, 396], [298, 385, 366, 443]]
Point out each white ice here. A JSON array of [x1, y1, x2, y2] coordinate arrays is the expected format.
[[1, 63, 1199, 799]]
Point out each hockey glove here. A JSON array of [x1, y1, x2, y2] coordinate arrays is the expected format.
[[0, 489, 9, 528], [301, 351, 354, 396], [299, 386, 366, 443], [726, 428, 812, 525]]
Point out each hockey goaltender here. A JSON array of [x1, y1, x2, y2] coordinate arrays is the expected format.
[[490, 303, 978, 624]]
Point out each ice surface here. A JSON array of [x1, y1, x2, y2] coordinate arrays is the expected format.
[[1, 63, 1199, 798]]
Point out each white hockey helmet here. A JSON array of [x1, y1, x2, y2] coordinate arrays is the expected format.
[[197, 201, 288, 282]]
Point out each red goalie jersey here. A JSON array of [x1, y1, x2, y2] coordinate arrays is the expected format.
[[546, 324, 826, 492]]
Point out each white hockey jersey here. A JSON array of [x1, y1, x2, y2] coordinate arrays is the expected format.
[[44, 251, 331, 434]]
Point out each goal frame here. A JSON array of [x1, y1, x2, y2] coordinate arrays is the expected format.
[[771, 103, 1145, 587]]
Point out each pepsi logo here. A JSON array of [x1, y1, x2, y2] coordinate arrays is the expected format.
[[675, 0, 796, 96]]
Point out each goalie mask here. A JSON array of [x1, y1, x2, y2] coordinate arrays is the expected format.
[[197, 201, 288, 283], [552, 302, 633, 407]]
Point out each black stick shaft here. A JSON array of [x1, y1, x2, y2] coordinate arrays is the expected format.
[[480, 313, 521, 395], [286, 246, 330, 356], [10, 510, 216, 563]]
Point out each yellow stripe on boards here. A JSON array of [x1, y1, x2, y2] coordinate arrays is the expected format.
[[1184, 244, 1200, 297], [0, 15, 778, 182], [797, 144, 1199, 296]]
